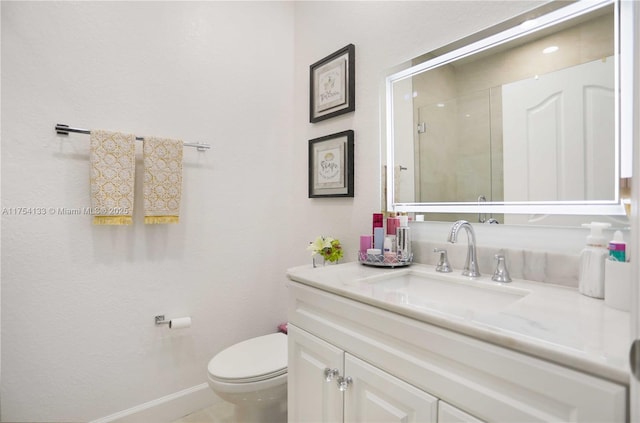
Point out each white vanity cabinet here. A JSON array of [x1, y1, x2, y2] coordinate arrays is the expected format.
[[287, 280, 628, 422], [288, 324, 440, 423]]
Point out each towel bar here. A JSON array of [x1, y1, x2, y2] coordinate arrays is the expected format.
[[55, 123, 211, 151]]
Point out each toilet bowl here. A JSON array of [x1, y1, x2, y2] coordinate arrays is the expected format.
[[207, 332, 288, 422]]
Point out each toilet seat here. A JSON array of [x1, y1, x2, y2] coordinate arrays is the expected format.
[[207, 332, 287, 384]]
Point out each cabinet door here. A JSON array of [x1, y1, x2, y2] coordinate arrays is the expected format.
[[288, 324, 344, 423], [344, 353, 438, 423], [438, 401, 484, 423]]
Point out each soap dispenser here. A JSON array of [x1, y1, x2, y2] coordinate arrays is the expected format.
[[578, 222, 611, 298]]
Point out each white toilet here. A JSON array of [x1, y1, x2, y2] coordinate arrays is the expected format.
[[207, 332, 288, 422]]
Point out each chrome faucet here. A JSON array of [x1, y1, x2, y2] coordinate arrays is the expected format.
[[447, 220, 481, 277]]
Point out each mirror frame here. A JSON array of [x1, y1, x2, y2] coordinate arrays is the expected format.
[[385, 0, 630, 216]]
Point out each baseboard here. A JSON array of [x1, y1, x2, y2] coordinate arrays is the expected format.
[[90, 383, 218, 423]]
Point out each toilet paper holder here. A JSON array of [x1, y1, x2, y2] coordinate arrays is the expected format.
[[154, 315, 192, 329], [155, 315, 170, 325]]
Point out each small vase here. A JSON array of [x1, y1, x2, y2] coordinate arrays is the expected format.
[[313, 256, 340, 267]]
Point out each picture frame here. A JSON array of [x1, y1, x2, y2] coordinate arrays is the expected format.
[[308, 130, 354, 198], [310, 44, 355, 123]]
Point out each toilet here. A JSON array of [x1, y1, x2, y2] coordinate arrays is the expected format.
[[207, 332, 288, 422]]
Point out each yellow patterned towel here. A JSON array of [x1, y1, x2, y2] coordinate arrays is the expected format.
[[143, 137, 183, 224], [90, 130, 136, 225]]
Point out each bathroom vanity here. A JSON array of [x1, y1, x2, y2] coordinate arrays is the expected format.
[[286, 262, 629, 422]]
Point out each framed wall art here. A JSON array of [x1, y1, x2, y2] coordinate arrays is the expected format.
[[308, 130, 354, 198], [309, 44, 355, 123]]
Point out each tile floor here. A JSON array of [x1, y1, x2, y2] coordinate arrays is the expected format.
[[171, 401, 235, 423]]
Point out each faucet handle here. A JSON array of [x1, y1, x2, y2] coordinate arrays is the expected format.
[[433, 248, 452, 273], [492, 251, 512, 283]]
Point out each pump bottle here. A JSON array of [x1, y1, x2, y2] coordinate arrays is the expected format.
[[578, 222, 611, 298]]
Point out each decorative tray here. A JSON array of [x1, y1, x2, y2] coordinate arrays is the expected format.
[[358, 251, 412, 268]]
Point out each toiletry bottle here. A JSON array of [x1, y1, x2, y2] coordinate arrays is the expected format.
[[609, 230, 626, 262], [396, 215, 411, 262], [373, 213, 384, 250], [383, 236, 398, 263], [578, 222, 611, 298], [374, 227, 384, 250], [383, 236, 392, 254], [387, 213, 400, 236], [359, 235, 373, 261], [372, 213, 383, 233]]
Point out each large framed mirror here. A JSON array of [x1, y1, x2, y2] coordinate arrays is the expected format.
[[385, 0, 632, 225]]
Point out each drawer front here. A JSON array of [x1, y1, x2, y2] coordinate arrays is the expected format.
[[288, 282, 627, 422]]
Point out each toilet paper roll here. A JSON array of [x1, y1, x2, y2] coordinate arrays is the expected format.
[[169, 317, 192, 329]]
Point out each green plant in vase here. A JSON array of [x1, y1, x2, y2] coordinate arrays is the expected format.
[[308, 236, 343, 266]]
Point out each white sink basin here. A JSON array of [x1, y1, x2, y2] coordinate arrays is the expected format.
[[354, 269, 530, 318]]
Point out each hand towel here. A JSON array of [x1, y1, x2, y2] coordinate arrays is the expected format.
[[90, 130, 136, 225], [143, 137, 183, 224]]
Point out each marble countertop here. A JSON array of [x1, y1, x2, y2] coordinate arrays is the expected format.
[[287, 262, 631, 385]]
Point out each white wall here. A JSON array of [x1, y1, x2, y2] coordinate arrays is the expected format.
[[1, 1, 567, 422], [1, 2, 293, 421]]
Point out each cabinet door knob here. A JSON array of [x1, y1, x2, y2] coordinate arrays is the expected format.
[[337, 376, 353, 392], [324, 368, 340, 382]]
